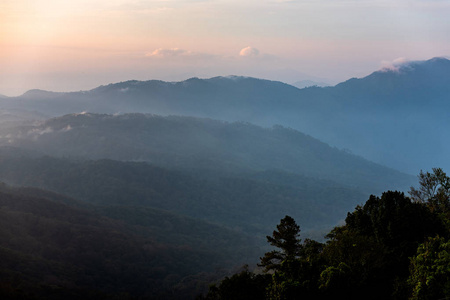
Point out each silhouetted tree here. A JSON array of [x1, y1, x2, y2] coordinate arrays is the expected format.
[[259, 216, 302, 273], [410, 168, 450, 229], [410, 168, 450, 205], [200, 266, 270, 300]]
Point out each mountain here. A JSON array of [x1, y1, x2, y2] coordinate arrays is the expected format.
[[0, 151, 366, 238], [1, 59, 444, 298], [4, 76, 303, 121], [322, 57, 450, 172], [291, 80, 330, 89], [1, 57, 448, 173], [0, 113, 387, 297], [21, 89, 65, 99], [0, 108, 48, 127], [334, 57, 450, 102], [0, 183, 258, 299], [0, 113, 414, 194]]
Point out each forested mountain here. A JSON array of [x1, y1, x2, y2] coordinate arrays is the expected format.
[[0, 58, 448, 299], [0, 151, 366, 238], [1, 57, 449, 173], [0, 183, 259, 299], [0, 113, 413, 195], [0, 139, 372, 298]]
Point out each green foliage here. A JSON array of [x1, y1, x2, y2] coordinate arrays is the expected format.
[[325, 191, 446, 299], [210, 169, 450, 300], [266, 270, 301, 300], [345, 191, 445, 255], [410, 168, 450, 205], [410, 168, 450, 228], [259, 217, 326, 299], [321, 228, 389, 299], [266, 255, 325, 300], [201, 266, 270, 300], [319, 262, 351, 290], [408, 236, 450, 300]]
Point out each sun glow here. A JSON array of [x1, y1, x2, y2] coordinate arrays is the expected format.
[[0, 0, 449, 96]]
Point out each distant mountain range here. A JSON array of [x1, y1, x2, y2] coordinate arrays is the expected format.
[[1, 58, 445, 298], [0, 113, 413, 195], [1, 57, 448, 174]]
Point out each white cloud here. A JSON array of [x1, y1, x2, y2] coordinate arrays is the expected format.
[[27, 127, 54, 136], [145, 48, 216, 62], [239, 46, 260, 57], [380, 57, 409, 72], [61, 125, 72, 132], [146, 48, 190, 57]]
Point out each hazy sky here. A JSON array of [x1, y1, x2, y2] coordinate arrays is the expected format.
[[1, 0, 449, 96]]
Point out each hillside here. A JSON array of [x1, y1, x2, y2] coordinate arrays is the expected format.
[[0, 183, 259, 299], [0, 149, 366, 238], [2, 57, 448, 173], [0, 113, 414, 194]]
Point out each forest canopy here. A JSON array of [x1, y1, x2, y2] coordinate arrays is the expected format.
[[201, 168, 450, 300]]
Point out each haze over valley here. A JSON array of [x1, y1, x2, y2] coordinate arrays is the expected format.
[[2, 57, 449, 174], [1, 0, 450, 298], [0, 56, 448, 297]]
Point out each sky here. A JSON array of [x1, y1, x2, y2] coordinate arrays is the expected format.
[[1, 0, 449, 96]]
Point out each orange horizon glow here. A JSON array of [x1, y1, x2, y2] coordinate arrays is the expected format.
[[1, 0, 449, 96]]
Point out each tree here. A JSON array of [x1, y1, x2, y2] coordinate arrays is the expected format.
[[320, 226, 388, 299], [322, 191, 446, 299], [410, 168, 450, 213], [408, 236, 450, 300], [201, 265, 270, 300], [259, 216, 302, 273]]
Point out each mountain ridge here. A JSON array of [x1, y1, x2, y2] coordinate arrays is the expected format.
[[1, 57, 449, 173], [12, 56, 448, 96], [0, 112, 415, 194]]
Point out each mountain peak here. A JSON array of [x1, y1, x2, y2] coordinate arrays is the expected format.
[[21, 89, 60, 98], [424, 56, 450, 64], [379, 56, 450, 73], [336, 57, 450, 92]]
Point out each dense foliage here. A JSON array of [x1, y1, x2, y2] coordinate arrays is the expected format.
[[202, 168, 450, 300], [0, 184, 260, 299]]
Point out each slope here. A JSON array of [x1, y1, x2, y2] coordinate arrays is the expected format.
[[0, 183, 258, 299], [3, 58, 448, 173], [0, 113, 414, 194], [0, 150, 366, 238]]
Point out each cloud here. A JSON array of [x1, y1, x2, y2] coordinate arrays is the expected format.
[[145, 48, 216, 61], [380, 57, 409, 72], [61, 125, 72, 132], [239, 46, 260, 57], [146, 48, 190, 57], [27, 127, 54, 136]]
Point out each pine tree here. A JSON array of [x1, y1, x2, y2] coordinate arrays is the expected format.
[[259, 215, 302, 272]]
